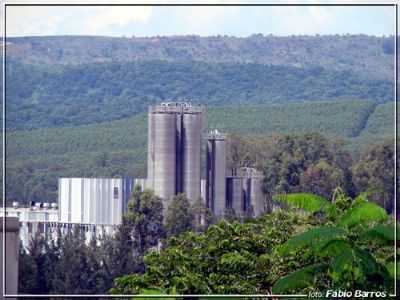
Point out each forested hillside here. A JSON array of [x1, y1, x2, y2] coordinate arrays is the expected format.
[[4, 34, 395, 207], [5, 100, 395, 205], [5, 60, 393, 130], [5, 35, 394, 80]]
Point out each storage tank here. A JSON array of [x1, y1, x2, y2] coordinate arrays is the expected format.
[[226, 176, 244, 217], [182, 112, 202, 203], [147, 106, 177, 210], [250, 177, 265, 217], [206, 130, 226, 216]]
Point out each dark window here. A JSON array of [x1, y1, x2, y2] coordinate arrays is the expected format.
[[114, 187, 119, 199]]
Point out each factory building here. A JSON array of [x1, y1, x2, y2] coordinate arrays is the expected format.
[[3, 177, 146, 247], [147, 102, 203, 211], [2, 202, 59, 248], [58, 177, 136, 226]]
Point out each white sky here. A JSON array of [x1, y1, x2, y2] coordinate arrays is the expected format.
[[1, 1, 397, 37]]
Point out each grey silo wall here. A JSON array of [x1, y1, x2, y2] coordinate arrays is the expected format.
[[250, 177, 265, 217], [151, 113, 177, 210], [207, 138, 226, 216], [146, 112, 155, 189], [226, 177, 244, 217], [182, 113, 203, 203]]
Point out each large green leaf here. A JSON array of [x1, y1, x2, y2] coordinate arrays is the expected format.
[[273, 193, 332, 213], [331, 248, 355, 273], [338, 202, 388, 228], [386, 262, 400, 278], [272, 264, 327, 294], [362, 224, 399, 243], [279, 226, 346, 255], [319, 239, 353, 257], [353, 248, 380, 276]]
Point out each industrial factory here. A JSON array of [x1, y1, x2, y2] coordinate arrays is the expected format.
[[4, 102, 266, 245]]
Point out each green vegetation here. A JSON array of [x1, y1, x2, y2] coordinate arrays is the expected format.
[[165, 194, 195, 238], [111, 190, 397, 295], [271, 191, 396, 294], [7, 35, 394, 81], [5, 101, 395, 206], [5, 60, 392, 130], [18, 183, 397, 295]]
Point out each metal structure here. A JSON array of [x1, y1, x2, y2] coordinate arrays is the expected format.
[[206, 130, 226, 217], [147, 102, 203, 211], [58, 178, 133, 226], [2, 206, 58, 249], [226, 176, 243, 217], [224, 167, 266, 218]]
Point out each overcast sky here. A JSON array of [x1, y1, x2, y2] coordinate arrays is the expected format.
[[2, 1, 396, 37]]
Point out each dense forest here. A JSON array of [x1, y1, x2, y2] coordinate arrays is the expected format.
[[5, 60, 392, 130], [5, 35, 394, 80]]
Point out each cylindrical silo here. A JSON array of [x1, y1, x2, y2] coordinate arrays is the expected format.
[[206, 131, 226, 216], [182, 112, 202, 203], [226, 176, 244, 217], [250, 177, 265, 217], [151, 112, 177, 208]]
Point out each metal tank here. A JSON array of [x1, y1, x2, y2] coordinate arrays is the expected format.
[[147, 102, 203, 211], [237, 167, 265, 217], [206, 130, 226, 217], [150, 111, 177, 208], [226, 176, 244, 217], [182, 112, 203, 203], [250, 177, 265, 217], [146, 111, 155, 189]]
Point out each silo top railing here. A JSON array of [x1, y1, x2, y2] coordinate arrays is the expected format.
[[149, 103, 203, 114]]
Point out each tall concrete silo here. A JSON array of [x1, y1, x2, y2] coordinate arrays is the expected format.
[[182, 111, 203, 202], [250, 176, 265, 217], [147, 105, 177, 208], [237, 167, 265, 217], [147, 102, 203, 211], [206, 130, 226, 217], [226, 176, 244, 217]]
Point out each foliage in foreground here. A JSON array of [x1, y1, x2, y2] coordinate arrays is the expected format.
[[111, 210, 319, 294], [112, 190, 398, 295], [271, 191, 398, 294]]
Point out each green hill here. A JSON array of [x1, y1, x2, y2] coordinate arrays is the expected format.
[[5, 100, 395, 205], [6, 35, 394, 80], [5, 60, 392, 130]]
